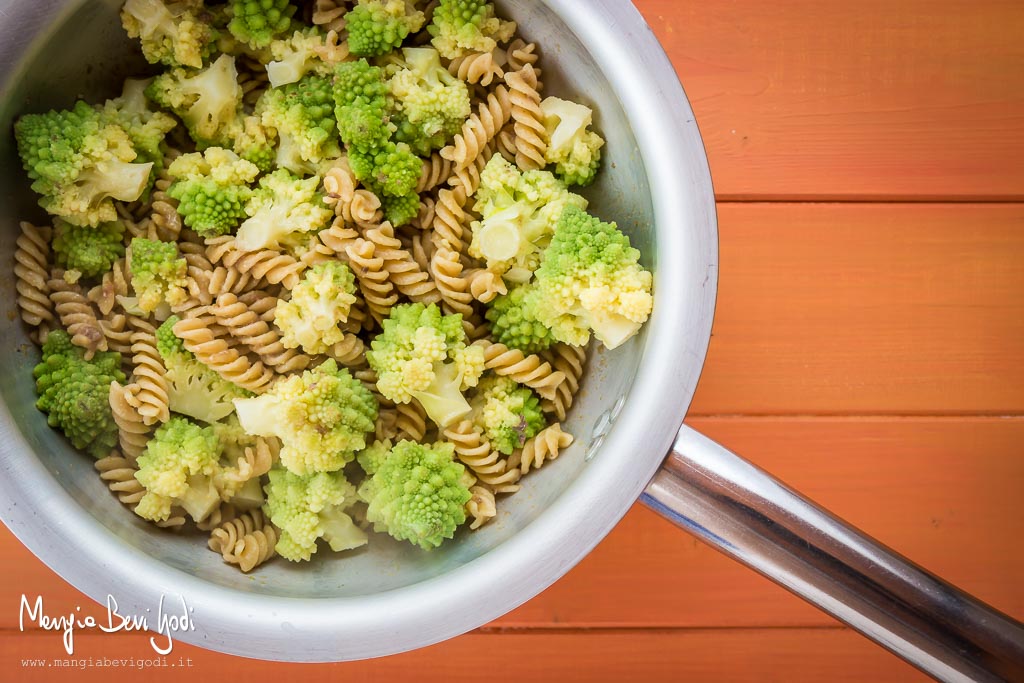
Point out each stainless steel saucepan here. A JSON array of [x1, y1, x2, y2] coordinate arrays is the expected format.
[[0, 1, 1021, 679]]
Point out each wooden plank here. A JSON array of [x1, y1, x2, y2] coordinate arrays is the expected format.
[[2, 419, 1020, 630], [0, 628, 927, 682], [633, 0, 1024, 200], [690, 203, 1024, 415]]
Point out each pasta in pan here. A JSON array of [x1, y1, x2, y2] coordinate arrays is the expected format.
[[13, 0, 654, 571]]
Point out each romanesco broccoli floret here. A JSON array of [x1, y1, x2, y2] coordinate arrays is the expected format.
[[345, 0, 426, 57], [471, 375, 546, 455], [266, 28, 331, 88], [166, 147, 260, 238], [233, 359, 378, 475], [234, 115, 277, 172], [264, 467, 367, 561], [540, 96, 605, 187], [234, 169, 334, 251], [468, 155, 587, 281], [358, 439, 470, 549], [133, 416, 222, 523], [128, 237, 188, 313], [275, 261, 358, 354], [428, 0, 516, 59], [146, 54, 244, 149], [14, 101, 154, 227], [156, 316, 252, 423], [333, 60, 422, 198], [257, 73, 341, 174], [367, 303, 485, 428], [533, 205, 654, 349], [382, 191, 420, 227], [388, 47, 471, 156], [51, 219, 126, 279], [484, 284, 555, 354], [227, 0, 297, 50], [121, 0, 218, 69], [101, 78, 178, 195], [33, 330, 126, 458]]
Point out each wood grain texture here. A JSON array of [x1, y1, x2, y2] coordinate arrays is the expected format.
[[635, 0, 1024, 200], [0, 629, 927, 683], [3, 419, 1020, 633], [691, 203, 1024, 415]]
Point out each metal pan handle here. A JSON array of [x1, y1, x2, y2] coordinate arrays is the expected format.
[[641, 424, 1024, 682]]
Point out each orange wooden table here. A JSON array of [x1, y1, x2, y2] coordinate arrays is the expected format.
[[3, 1, 1023, 681]]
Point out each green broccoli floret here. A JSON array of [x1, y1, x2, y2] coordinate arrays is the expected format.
[[14, 101, 154, 226], [485, 284, 555, 354], [345, 0, 426, 57], [146, 54, 244, 149], [233, 359, 378, 475], [33, 330, 125, 458], [334, 60, 422, 198], [234, 170, 333, 251], [388, 47, 471, 156], [275, 262, 358, 354], [533, 206, 654, 349], [348, 142, 422, 198], [133, 416, 222, 523], [101, 78, 178, 195], [121, 0, 219, 69], [263, 467, 366, 561], [51, 219, 126, 279], [428, 0, 516, 59], [166, 147, 260, 238], [156, 316, 252, 423], [234, 115, 277, 173], [471, 375, 546, 455], [128, 237, 188, 314], [540, 96, 605, 187], [382, 191, 420, 227], [358, 439, 471, 549], [257, 73, 341, 174], [227, 0, 297, 50], [266, 28, 331, 88], [468, 155, 587, 281], [367, 303, 485, 428]]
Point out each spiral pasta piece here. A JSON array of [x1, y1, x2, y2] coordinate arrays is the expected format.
[[473, 340, 566, 401], [464, 267, 508, 303], [205, 237, 305, 290], [505, 64, 547, 170], [172, 315, 275, 392], [417, 153, 454, 192], [466, 485, 497, 530], [431, 244, 475, 318], [448, 50, 504, 86], [87, 258, 131, 316], [98, 313, 134, 355], [148, 151, 184, 242], [395, 400, 427, 442], [448, 139, 496, 196], [515, 423, 574, 475], [408, 231, 435, 274], [214, 292, 311, 373], [505, 39, 540, 72], [375, 408, 398, 441], [314, 29, 350, 63], [443, 421, 521, 493], [196, 502, 238, 532], [49, 273, 106, 359], [346, 238, 397, 324], [237, 55, 271, 106], [365, 222, 440, 304], [15, 222, 54, 333], [109, 381, 152, 461], [440, 85, 512, 170], [208, 509, 278, 573], [541, 343, 587, 421], [127, 329, 170, 425], [318, 219, 361, 259], [431, 186, 469, 253], [354, 367, 393, 407], [311, 0, 347, 32], [327, 333, 366, 367], [95, 451, 146, 507]]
